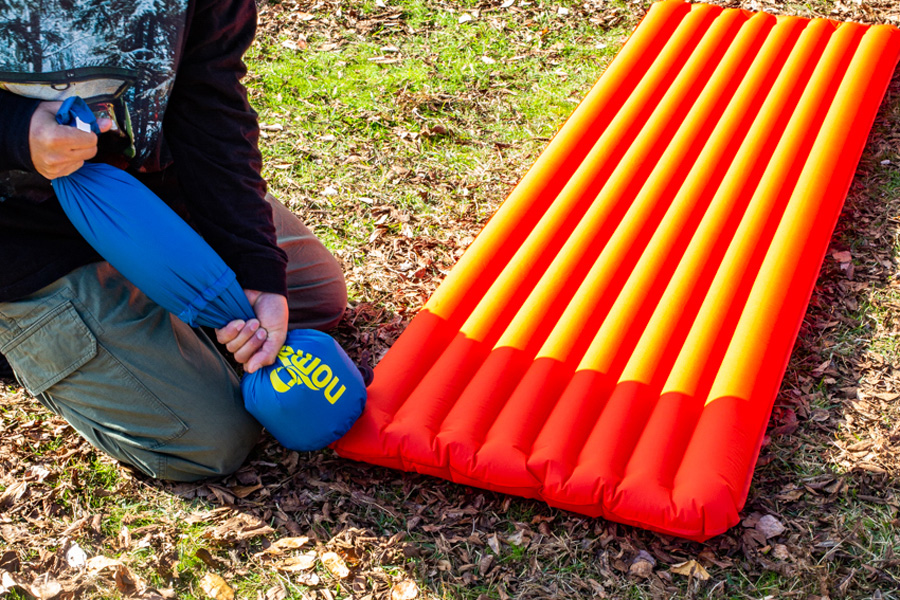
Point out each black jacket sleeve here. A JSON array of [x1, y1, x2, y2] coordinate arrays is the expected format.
[[163, 0, 288, 298], [0, 91, 40, 172]]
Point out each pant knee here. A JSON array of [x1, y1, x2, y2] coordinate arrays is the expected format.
[[156, 418, 262, 482], [287, 269, 348, 331], [143, 401, 263, 482]]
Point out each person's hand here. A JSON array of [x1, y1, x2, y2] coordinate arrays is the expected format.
[[216, 290, 289, 374], [29, 101, 112, 179]]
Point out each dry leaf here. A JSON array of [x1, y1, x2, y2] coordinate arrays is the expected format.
[[772, 544, 792, 561], [275, 553, 316, 572], [280, 39, 308, 51], [266, 536, 310, 554], [86, 555, 123, 573], [28, 575, 61, 600], [322, 551, 350, 578], [265, 585, 288, 600], [391, 580, 419, 600], [479, 553, 495, 576], [832, 250, 852, 263], [229, 484, 263, 499], [195, 548, 223, 569], [0, 570, 15, 595], [115, 564, 144, 596], [670, 560, 711, 581], [0, 551, 19, 573], [118, 525, 132, 549], [756, 514, 786, 539], [295, 571, 320, 586], [65, 542, 87, 568], [199, 573, 234, 600], [629, 550, 656, 578], [0, 481, 27, 510], [506, 529, 526, 547], [204, 512, 275, 542]]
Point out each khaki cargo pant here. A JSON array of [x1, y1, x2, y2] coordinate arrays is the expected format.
[[0, 195, 347, 481]]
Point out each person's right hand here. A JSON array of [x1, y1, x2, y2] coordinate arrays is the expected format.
[[29, 101, 112, 179]]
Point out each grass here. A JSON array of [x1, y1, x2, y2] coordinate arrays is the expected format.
[[245, 0, 626, 292], [2, 0, 900, 599]]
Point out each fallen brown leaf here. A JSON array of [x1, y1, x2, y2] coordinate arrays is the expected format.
[[204, 511, 275, 543], [274, 553, 316, 572], [199, 572, 235, 600], [0, 551, 19, 573], [265, 536, 310, 554], [832, 250, 853, 263], [0, 570, 18, 595], [391, 579, 419, 600], [0, 481, 27, 510], [86, 555, 123, 573], [195, 548, 224, 570], [265, 584, 288, 600], [772, 544, 792, 561], [27, 574, 61, 600], [229, 483, 263, 499], [115, 564, 144, 596], [322, 551, 351, 578], [629, 550, 656, 579], [118, 525, 132, 549], [670, 560, 711, 581], [64, 542, 87, 569], [756, 514, 786, 539], [479, 553, 495, 576]]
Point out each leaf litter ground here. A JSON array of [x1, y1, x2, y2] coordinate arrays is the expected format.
[[1, 1, 900, 599]]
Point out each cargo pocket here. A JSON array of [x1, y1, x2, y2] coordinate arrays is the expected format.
[[0, 300, 97, 396]]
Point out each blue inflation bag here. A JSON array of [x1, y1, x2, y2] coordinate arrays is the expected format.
[[52, 97, 255, 328], [50, 97, 366, 451]]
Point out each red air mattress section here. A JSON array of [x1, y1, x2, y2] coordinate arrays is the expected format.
[[334, 0, 900, 540]]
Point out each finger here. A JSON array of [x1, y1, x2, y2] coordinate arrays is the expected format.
[[215, 320, 245, 344], [245, 336, 282, 374], [96, 117, 113, 133], [225, 320, 261, 354], [44, 147, 92, 167], [233, 328, 268, 367], [67, 146, 99, 161], [40, 156, 85, 179], [55, 160, 85, 178], [61, 129, 99, 150], [42, 124, 98, 149]]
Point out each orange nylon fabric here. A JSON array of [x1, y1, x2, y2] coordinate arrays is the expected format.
[[334, 0, 900, 540]]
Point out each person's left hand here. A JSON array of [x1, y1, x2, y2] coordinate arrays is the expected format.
[[216, 290, 288, 373]]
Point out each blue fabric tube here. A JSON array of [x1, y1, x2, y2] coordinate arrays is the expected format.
[[51, 97, 255, 327], [52, 161, 255, 328], [49, 97, 366, 451]]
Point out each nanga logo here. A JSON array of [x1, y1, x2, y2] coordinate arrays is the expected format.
[[269, 345, 346, 404]]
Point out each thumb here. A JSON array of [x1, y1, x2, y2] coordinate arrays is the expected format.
[[96, 117, 114, 134], [246, 334, 283, 374]]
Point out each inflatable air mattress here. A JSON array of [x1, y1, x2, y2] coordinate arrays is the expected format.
[[334, 0, 900, 540]]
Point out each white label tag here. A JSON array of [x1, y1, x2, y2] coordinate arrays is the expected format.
[[74, 116, 92, 133]]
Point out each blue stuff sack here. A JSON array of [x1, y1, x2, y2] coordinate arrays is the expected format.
[[242, 329, 367, 451]]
